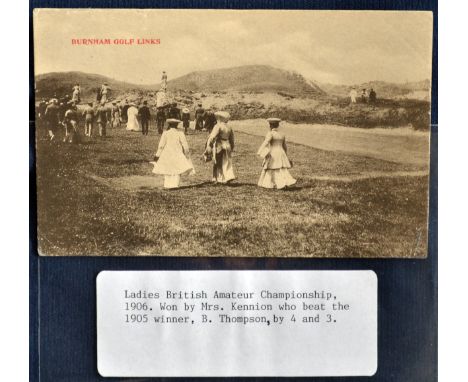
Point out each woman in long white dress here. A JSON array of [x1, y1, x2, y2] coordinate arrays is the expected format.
[[126, 104, 141, 132], [71, 84, 81, 104], [205, 111, 236, 184], [257, 118, 296, 189], [151, 119, 195, 189]]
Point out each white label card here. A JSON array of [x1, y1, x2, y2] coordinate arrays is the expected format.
[[97, 270, 377, 377]]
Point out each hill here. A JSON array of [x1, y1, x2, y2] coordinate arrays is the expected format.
[[168, 65, 325, 97], [34, 72, 158, 102]]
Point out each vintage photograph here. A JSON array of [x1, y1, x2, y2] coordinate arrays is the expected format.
[[33, 9, 433, 257]]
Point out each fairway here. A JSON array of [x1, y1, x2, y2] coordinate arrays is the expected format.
[[36, 121, 429, 258], [231, 120, 430, 166]]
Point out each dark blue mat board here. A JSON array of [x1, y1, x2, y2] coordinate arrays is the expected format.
[[30, 1, 437, 381]]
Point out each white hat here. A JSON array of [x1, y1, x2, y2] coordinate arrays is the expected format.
[[266, 118, 281, 123], [215, 111, 231, 122], [166, 118, 181, 124], [182, 108, 190, 114]]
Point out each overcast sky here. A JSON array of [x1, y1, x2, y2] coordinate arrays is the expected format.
[[34, 9, 433, 85]]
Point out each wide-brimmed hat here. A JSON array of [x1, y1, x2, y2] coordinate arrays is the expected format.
[[182, 108, 190, 114], [266, 118, 281, 123], [215, 111, 230, 122], [166, 118, 181, 124]]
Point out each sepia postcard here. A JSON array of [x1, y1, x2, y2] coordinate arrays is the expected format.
[[33, 9, 433, 257]]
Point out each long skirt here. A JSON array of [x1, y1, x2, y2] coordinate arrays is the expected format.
[[258, 168, 296, 189], [112, 114, 120, 128], [213, 149, 235, 183], [163, 174, 181, 189], [195, 117, 204, 131], [126, 114, 141, 131], [151, 162, 194, 189]]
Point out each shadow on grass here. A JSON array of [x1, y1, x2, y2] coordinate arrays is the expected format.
[[99, 158, 149, 165], [172, 181, 215, 190]]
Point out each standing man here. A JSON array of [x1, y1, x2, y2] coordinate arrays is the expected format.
[[111, 102, 120, 128], [83, 102, 95, 137], [120, 99, 130, 124], [181, 107, 191, 134], [63, 103, 80, 143], [203, 109, 217, 133], [58, 96, 70, 123], [96, 104, 108, 137], [105, 102, 112, 132], [349, 88, 357, 104], [44, 98, 60, 141], [155, 106, 166, 135], [194, 103, 205, 131], [161, 71, 168, 91], [100, 83, 111, 103], [37, 99, 47, 119], [168, 102, 182, 120], [368, 88, 377, 104], [139, 101, 151, 136], [361, 89, 368, 103]]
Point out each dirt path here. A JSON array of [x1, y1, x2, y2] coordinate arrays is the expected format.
[[230, 119, 430, 167]]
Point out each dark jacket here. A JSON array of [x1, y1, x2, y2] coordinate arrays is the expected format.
[[156, 109, 166, 121], [138, 106, 151, 121], [44, 104, 60, 123], [204, 112, 217, 131], [168, 106, 181, 120], [195, 107, 205, 120]]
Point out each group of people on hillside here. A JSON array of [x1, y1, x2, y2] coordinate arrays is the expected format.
[[37, 71, 297, 190], [39, 98, 119, 142], [37, 95, 218, 143], [349, 87, 377, 104], [37, 82, 117, 142], [151, 113, 296, 190]]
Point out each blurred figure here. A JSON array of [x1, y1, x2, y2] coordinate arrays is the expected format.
[[37, 99, 47, 119], [369, 88, 377, 104], [83, 102, 95, 137], [161, 71, 167, 91], [349, 88, 357, 104], [44, 98, 60, 141], [71, 83, 81, 104], [151, 119, 195, 189], [96, 104, 108, 137], [205, 111, 236, 184], [361, 89, 368, 103], [203, 109, 217, 133], [257, 118, 296, 189], [99, 83, 111, 103], [181, 107, 190, 134], [156, 89, 167, 108], [63, 103, 80, 143], [155, 106, 166, 134], [126, 103, 141, 132], [105, 102, 112, 131], [111, 102, 120, 128], [194, 103, 205, 131], [120, 99, 130, 124], [168, 102, 181, 120], [139, 101, 151, 135], [58, 95, 70, 123]]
